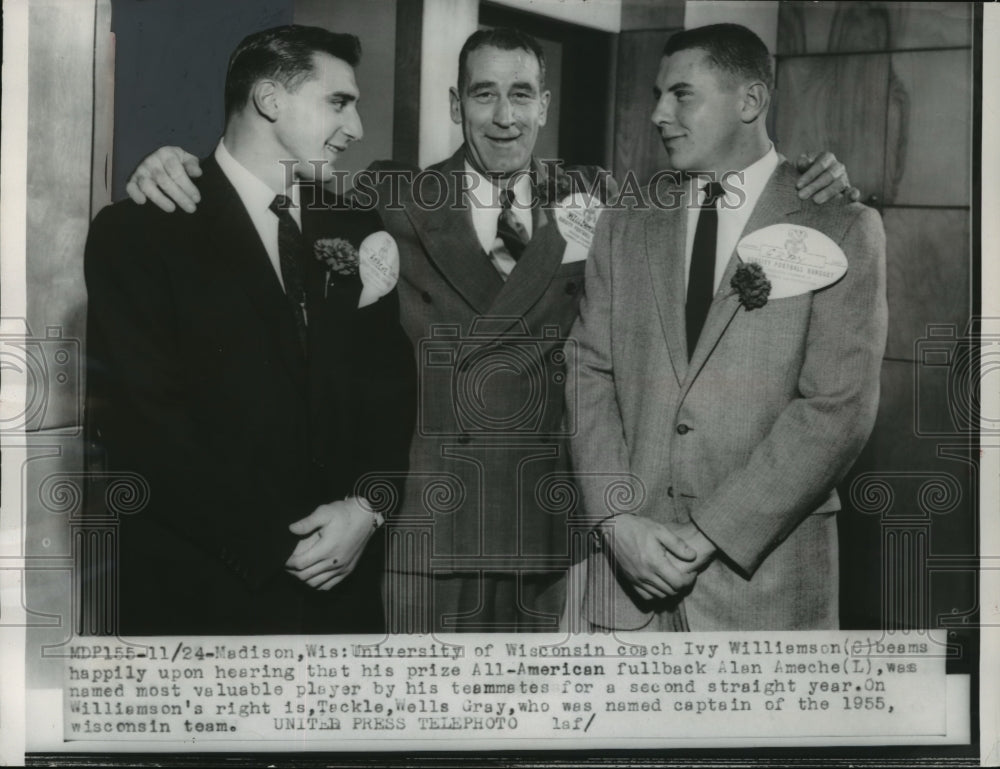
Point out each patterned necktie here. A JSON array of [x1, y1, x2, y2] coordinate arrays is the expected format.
[[496, 188, 530, 262], [269, 194, 308, 352], [685, 181, 725, 360]]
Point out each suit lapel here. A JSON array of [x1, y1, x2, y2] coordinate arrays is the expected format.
[[300, 196, 366, 457], [644, 193, 690, 386], [200, 158, 306, 378], [684, 160, 803, 386], [486, 204, 565, 324], [402, 148, 503, 314]]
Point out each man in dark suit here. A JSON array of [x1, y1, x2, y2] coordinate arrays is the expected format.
[[122, 27, 855, 634], [85, 25, 415, 635]]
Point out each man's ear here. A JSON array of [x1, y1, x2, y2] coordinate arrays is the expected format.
[[251, 79, 280, 122], [537, 89, 551, 128], [740, 81, 770, 124], [449, 86, 462, 125]]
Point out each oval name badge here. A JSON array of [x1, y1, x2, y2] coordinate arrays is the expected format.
[[554, 192, 604, 261], [737, 224, 848, 299], [358, 230, 400, 308]]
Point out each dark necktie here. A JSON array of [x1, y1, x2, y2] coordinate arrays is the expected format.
[[496, 188, 530, 263], [269, 194, 308, 352], [685, 181, 725, 360]]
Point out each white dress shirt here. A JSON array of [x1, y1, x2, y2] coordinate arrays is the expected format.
[[464, 162, 534, 255], [684, 144, 780, 293], [214, 139, 302, 291]]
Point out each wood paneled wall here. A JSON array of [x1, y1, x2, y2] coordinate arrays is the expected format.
[[612, 29, 676, 187], [609, 1, 685, 185], [775, 1, 977, 635]]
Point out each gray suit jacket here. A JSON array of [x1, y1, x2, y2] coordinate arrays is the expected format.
[[568, 160, 888, 630]]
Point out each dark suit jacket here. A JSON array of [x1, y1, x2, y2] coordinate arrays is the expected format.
[[369, 147, 590, 576], [84, 157, 416, 635]]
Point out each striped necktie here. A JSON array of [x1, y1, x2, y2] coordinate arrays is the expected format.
[[496, 188, 529, 258]]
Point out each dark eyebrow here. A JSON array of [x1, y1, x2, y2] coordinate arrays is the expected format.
[[668, 81, 693, 93], [329, 91, 358, 103], [466, 80, 538, 94]]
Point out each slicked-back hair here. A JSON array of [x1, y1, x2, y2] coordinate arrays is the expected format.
[[457, 27, 547, 92], [224, 25, 361, 120], [663, 23, 773, 90]]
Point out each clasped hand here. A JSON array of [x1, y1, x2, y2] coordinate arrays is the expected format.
[[602, 514, 717, 602], [284, 498, 375, 591]]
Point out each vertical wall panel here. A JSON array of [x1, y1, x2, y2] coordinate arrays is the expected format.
[[883, 209, 971, 361], [774, 54, 890, 203], [774, 2, 975, 630], [887, 49, 972, 207], [25, 0, 97, 432], [612, 29, 675, 187], [418, 0, 478, 168]]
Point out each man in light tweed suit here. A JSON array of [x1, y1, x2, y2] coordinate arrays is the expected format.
[[567, 23, 887, 631]]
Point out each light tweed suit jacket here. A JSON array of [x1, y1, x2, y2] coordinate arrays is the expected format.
[[567, 160, 888, 631]]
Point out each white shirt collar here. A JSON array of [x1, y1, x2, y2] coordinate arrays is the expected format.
[[464, 162, 533, 209], [214, 139, 301, 228], [702, 143, 780, 212]]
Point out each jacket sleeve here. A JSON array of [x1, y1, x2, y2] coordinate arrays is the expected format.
[[566, 209, 646, 527]]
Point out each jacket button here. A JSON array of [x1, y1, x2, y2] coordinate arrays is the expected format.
[[457, 433, 471, 444], [421, 291, 432, 303], [676, 424, 690, 435], [565, 282, 576, 295], [667, 486, 674, 498]]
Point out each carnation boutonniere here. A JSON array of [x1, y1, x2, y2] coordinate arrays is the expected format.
[[535, 164, 574, 209], [314, 237, 359, 297], [533, 162, 617, 209], [730, 261, 771, 310]]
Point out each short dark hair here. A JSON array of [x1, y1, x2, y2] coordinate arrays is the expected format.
[[457, 27, 547, 91], [224, 25, 361, 119], [663, 23, 773, 90]]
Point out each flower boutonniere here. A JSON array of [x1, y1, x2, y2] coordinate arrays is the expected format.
[[534, 162, 617, 209], [730, 261, 771, 310], [535, 165, 574, 209], [314, 237, 359, 297]]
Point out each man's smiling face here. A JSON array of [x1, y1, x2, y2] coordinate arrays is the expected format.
[[274, 52, 363, 182], [450, 44, 550, 176]]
